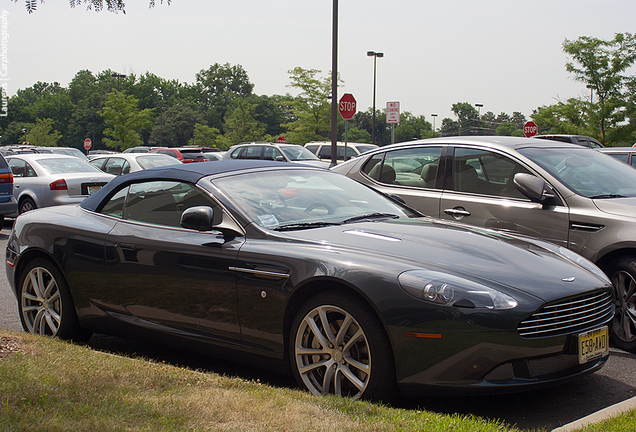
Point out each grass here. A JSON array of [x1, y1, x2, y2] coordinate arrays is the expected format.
[[0, 330, 633, 432]]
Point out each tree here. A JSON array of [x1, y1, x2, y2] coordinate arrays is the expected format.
[[100, 91, 153, 150], [282, 67, 341, 144], [531, 98, 592, 136], [147, 104, 203, 147], [187, 124, 221, 148], [17, 0, 170, 13], [563, 33, 636, 142], [450, 102, 479, 135], [222, 99, 266, 146], [394, 112, 432, 142], [21, 118, 62, 146]]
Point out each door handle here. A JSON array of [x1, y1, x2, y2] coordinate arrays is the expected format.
[[443, 208, 471, 219], [118, 242, 136, 250]]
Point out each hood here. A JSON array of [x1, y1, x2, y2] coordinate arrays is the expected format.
[[593, 196, 636, 219], [287, 218, 609, 303]]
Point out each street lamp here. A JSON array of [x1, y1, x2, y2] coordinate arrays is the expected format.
[[367, 50, 383, 145], [431, 113, 438, 138], [22, 128, 27, 145], [111, 73, 126, 91], [474, 103, 483, 135]]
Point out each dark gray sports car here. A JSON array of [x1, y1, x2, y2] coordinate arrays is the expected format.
[[6, 160, 614, 399]]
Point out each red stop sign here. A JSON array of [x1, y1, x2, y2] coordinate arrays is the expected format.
[[524, 121, 538, 137], [338, 93, 357, 120], [83, 138, 92, 150]]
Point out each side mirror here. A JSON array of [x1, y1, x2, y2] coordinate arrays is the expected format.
[[275, 155, 286, 162], [513, 173, 556, 204], [180, 206, 214, 231]]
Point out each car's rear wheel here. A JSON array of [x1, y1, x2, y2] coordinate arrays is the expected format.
[[19, 197, 36, 214], [18, 258, 91, 341], [289, 291, 396, 401], [605, 256, 636, 352]]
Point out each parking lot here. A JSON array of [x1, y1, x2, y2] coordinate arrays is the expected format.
[[0, 222, 634, 431]]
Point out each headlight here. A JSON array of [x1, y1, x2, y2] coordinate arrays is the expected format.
[[558, 247, 611, 285], [398, 270, 518, 310]]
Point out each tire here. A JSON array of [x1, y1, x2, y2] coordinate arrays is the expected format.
[[289, 291, 397, 401], [605, 256, 636, 352], [18, 257, 91, 342], [19, 197, 36, 214]]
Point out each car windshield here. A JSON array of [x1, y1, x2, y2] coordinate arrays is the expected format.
[[36, 157, 105, 174], [280, 145, 321, 161], [136, 155, 180, 170], [519, 147, 636, 198], [213, 169, 417, 230]]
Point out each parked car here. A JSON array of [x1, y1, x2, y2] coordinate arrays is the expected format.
[[149, 147, 209, 163], [31, 146, 89, 161], [122, 146, 160, 154], [203, 151, 225, 161], [224, 142, 330, 167], [597, 147, 636, 168], [304, 141, 379, 161], [533, 134, 604, 148], [6, 160, 613, 399], [89, 153, 181, 175], [6, 153, 115, 215], [332, 136, 636, 352], [0, 153, 18, 225]]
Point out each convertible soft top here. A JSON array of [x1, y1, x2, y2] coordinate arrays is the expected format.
[[80, 159, 320, 212]]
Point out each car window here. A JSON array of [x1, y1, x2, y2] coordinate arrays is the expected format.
[[362, 147, 442, 189], [318, 146, 332, 159], [519, 147, 636, 198], [338, 147, 358, 159], [37, 157, 103, 174], [263, 146, 283, 161], [103, 158, 128, 176], [137, 155, 180, 169], [607, 153, 629, 163], [305, 145, 319, 154], [9, 159, 37, 177], [100, 181, 219, 228], [280, 145, 321, 161], [242, 146, 263, 160], [453, 148, 530, 198]]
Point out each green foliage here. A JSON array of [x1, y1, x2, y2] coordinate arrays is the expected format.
[[187, 124, 221, 148], [100, 91, 154, 151], [21, 118, 61, 146], [495, 122, 519, 136], [148, 104, 203, 148], [394, 112, 432, 142], [282, 67, 341, 144], [221, 99, 266, 147]]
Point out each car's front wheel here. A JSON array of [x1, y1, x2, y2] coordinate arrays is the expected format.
[[18, 258, 91, 341], [289, 291, 396, 401], [605, 256, 636, 352]]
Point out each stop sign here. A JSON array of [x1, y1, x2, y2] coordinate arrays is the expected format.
[[524, 121, 538, 137], [83, 138, 92, 150], [338, 93, 357, 120]]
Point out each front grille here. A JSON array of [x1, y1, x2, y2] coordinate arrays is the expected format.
[[517, 290, 613, 338]]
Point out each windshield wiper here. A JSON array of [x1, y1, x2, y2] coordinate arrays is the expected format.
[[590, 194, 626, 199], [273, 222, 340, 231], [341, 213, 401, 225]]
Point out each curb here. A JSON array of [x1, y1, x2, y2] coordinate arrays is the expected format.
[[552, 396, 636, 431]]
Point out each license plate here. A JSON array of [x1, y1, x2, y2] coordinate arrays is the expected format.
[[87, 185, 102, 195], [578, 326, 608, 364]]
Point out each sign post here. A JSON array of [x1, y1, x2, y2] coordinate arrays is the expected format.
[[339, 93, 357, 162], [83, 138, 92, 155], [524, 121, 538, 137], [386, 101, 400, 143]]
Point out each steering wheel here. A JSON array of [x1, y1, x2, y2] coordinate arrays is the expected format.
[[304, 202, 334, 214]]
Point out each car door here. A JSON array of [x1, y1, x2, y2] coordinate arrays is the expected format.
[[102, 180, 244, 343], [439, 146, 570, 247], [358, 146, 444, 217], [8, 157, 42, 205]]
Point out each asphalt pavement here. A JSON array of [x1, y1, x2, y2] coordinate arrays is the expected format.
[[0, 221, 635, 431]]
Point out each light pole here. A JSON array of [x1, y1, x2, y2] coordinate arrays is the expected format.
[[367, 50, 383, 145], [431, 113, 438, 138], [22, 128, 27, 145], [111, 73, 126, 91], [474, 103, 483, 135]]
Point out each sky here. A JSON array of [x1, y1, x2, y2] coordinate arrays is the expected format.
[[2, 0, 636, 125]]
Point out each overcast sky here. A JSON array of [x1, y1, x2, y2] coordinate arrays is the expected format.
[[3, 0, 635, 124]]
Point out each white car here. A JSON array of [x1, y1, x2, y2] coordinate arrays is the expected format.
[[89, 153, 181, 175], [304, 141, 379, 162], [6, 154, 115, 215]]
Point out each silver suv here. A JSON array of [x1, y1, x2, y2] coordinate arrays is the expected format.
[[332, 136, 636, 352]]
